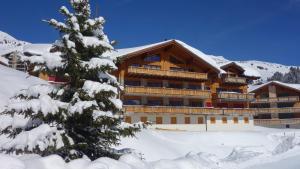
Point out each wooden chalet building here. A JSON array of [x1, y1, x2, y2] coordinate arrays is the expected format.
[[112, 40, 259, 131], [249, 81, 300, 128]]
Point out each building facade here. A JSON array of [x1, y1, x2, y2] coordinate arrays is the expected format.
[[250, 81, 300, 128], [113, 40, 257, 131]]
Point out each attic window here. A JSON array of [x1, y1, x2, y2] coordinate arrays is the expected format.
[[144, 55, 160, 62], [170, 56, 184, 64]]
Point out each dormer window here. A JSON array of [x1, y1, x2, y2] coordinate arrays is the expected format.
[[144, 55, 160, 62]]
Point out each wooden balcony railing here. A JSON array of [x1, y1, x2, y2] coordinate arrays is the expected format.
[[124, 86, 211, 98], [223, 77, 247, 84], [217, 92, 255, 102], [123, 106, 300, 116], [254, 118, 300, 125], [252, 96, 300, 104], [128, 67, 208, 80], [253, 107, 300, 114], [123, 105, 254, 115]]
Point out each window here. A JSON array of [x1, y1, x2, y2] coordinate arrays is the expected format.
[[233, 117, 239, 124], [170, 56, 184, 64], [169, 100, 183, 106], [204, 86, 211, 90], [170, 67, 185, 72], [141, 116, 147, 123], [125, 116, 132, 123], [185, 117, 191, 124], [169, 83, 183, 89], [148, 100, 162, 106], [123, 99, 140, 105], [217, 88, 242, 93], [188, 84, 202, 90], [190, 101, 203, 107], [144, 65, 161, 70], [144, 55, 160, 62], [198, 117, 204, 124], [222, 117, 227, 124], [156, 117, 163, 124], [278, 103, 294, 108], [130, 63, 140, 67], [210, 117, 216, 124], [244, 117, 249, 124], [125, 80, 141, 86], [171, 117, 177, 124], [147, 81, 162, 87]]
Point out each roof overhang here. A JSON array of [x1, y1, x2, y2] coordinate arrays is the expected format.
[[114, 40, 221, 74]]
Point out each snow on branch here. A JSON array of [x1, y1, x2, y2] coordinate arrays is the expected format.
[[82, 80, 118, 97]]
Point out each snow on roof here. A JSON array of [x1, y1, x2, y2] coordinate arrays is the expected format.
[[249, 81, 300, 93], [23, 44, 53, 56], [0, 56, 9, 65], [221, 61, 261, 78], [111, 39, 223, 73], [0, 46, 23, 56]]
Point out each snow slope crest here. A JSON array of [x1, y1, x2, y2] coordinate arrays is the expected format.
[[0, 31, 28, 48], [209, 55, 295, 82]]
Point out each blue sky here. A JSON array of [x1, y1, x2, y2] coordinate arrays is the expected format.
[[1, 0, 300, 65]]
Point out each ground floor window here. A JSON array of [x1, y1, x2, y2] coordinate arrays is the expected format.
[[210, 117, 216, 124], [233, 117, 239, 124], [185, 117, 191, 124], [222, 117, 227, 124], [244, 117, 249, 123], [171, 117, 177, 124], [141, 116, 147, 123], [125, 116, 131, 123], [198, 117, 204, 124], [156, 116, 163, 124]]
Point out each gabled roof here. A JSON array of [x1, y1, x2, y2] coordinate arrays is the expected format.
[[221, 62, 245, 73], [220, 61, 261, 78], [110, 39, 223, 74], [249, 81, 300, 93]]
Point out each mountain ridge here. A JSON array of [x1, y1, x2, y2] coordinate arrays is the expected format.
[[0, 30, 296, 82]]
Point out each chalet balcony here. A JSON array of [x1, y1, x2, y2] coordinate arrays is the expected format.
[[124, 86, 211, 98], [222, 76, 247, 84], [123, 105, 300, 116], [253, 107, 300, 114], [217, 92, 255, 102], [252, 96, 300, 104], [127, 67, 208, 80], [123, 105, 255, 115], [254, 118, 300, 125]]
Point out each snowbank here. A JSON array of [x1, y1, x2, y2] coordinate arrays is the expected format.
[[0, 153, 220, 169], [0, 65, 47, 111], [1, 128, 300, 169]]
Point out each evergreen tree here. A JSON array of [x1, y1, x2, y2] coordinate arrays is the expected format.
[[283, 67, 300, 83], [268, 68, 300, 84], [0, 0, 140, 161], [267, 72, 284, 82]]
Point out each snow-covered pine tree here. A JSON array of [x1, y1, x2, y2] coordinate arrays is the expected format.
[[0, 0, 140, 161], [267, 72, 284, 82]]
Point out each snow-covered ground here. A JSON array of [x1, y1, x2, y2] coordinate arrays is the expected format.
[[1, 128, 300, 169], [116, 128, 300, 169]]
